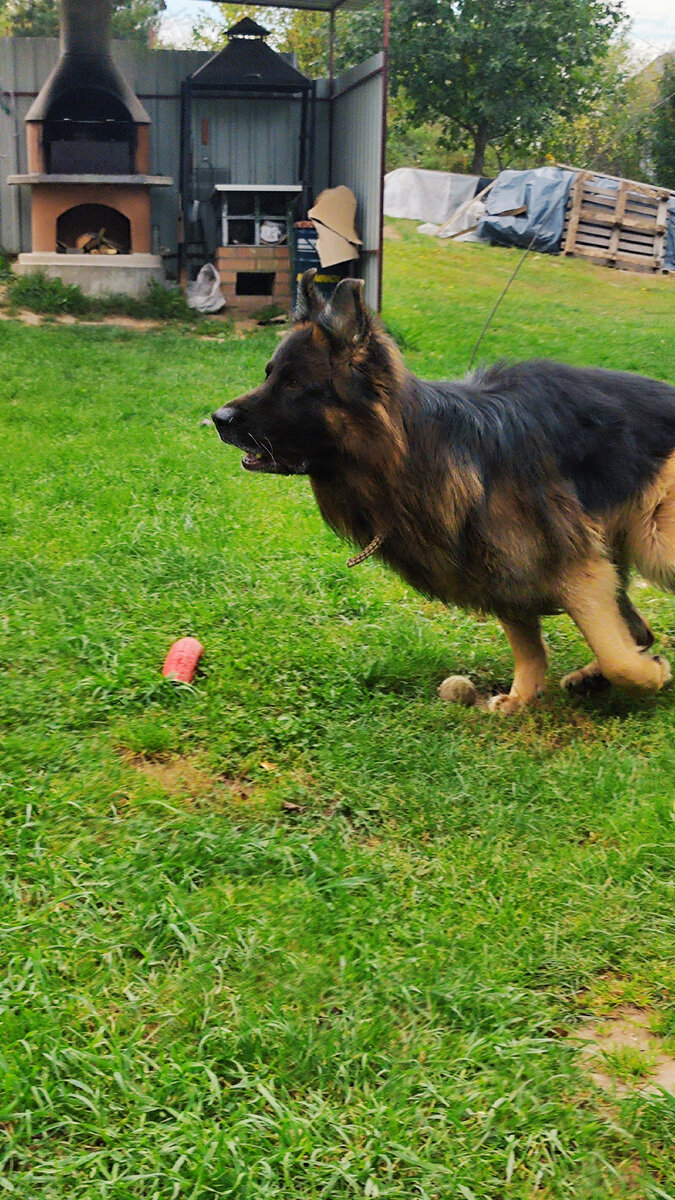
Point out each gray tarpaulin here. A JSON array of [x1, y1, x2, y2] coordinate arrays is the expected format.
[[477, 166, 575, 253], [383, 168, 478, 225], [665, 198, 675, 272]]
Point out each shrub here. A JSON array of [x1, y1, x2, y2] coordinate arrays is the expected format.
[[141, 279, 195, 321], [90, 280, 197, 321], [8, 270, 89, 315], [0, 249, 14, 283], [6, 272, 199, 323], [652, 57, 675, 190]]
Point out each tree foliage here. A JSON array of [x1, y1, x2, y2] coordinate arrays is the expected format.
[[334, 0, 625, 174], [279, 11, 330, 78], [652, 56, 675, 190], [0, 0, 166, 43], [543, 40, 657, 182]]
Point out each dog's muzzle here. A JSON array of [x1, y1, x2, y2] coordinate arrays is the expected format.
[[211, 405, 308, 475]]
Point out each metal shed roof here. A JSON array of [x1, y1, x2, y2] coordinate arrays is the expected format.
[[189, 21, 313, 91], [181, 0, 375, 12]]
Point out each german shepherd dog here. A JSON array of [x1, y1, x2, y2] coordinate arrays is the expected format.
[[213, 269, 675, 714]]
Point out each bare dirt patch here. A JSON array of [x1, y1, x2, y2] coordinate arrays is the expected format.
[[0, 307, 43, 325], [82, 315, 163, 331], [120, 751, 256, 809], [576, 1005, 675, 1097], [0, 308, 162, 330]]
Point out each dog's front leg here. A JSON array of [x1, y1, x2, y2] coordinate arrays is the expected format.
[[488, 616, 548, 715]]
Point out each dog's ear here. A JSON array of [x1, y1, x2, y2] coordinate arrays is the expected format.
[[318, 278, 369, 349], [294, 268, 323, 324]]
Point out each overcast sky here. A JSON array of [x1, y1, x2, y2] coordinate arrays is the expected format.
[[624, 0, 675, 53], [162, 0, 675, 54]]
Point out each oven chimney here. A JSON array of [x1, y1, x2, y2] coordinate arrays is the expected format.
[[60, 0, 114, 58], [26, 0, 151, 130]]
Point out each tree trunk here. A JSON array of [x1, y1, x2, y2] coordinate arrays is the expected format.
[[470, 129, 489, 175]]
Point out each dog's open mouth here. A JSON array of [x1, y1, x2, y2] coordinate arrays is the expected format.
[[241, 450, 308, 476]]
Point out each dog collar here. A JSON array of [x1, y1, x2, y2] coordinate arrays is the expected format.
[[347, 531, 387, 568]]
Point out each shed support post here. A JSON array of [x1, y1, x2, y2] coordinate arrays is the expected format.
[[306, 80, 316, 210], [377, 0, 391, 311], [178, 79, 192, 287], [328, 9, 336, 188]]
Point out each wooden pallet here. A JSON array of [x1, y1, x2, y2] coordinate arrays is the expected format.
[[562, 172, 671, 273]]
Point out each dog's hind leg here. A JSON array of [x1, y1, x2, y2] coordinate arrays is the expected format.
[[617, 588, 655, 648], [561, 557, 670, 695], [624, 456, 675, 593], [561, 586, 655, 694], [487, 616, 548, 715]]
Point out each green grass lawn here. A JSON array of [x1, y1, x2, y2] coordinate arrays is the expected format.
[[2, 231, 675, 1198]]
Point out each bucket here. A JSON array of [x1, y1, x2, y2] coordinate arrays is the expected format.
[[293, 222, 351, 305]]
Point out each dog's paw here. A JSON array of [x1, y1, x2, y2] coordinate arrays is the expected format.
[[487, 692, 525, 716], [561, 664, 610, 696]]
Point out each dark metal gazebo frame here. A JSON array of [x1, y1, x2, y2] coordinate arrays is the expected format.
[[179, 18, 317, 281], [178, 0, 390, 306]]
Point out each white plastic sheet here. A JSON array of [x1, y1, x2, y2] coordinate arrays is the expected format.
[[436, 198, 487, 241], [383, 168, 479, 225]]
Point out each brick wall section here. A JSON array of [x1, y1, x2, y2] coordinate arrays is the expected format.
[[216, 244, 292, 312]]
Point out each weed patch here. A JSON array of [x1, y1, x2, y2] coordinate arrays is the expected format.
[[8, 269, 89, 314], [0, 246, 14, 282], [6, 270, 197, 321]]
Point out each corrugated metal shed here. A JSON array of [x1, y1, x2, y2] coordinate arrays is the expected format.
[[190, 97, 307, 187], [181, 19, 316, 271], [323, 54, 384, 306]]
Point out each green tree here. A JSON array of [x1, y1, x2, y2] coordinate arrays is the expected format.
[[543, 40, 658, 181], [278, 10, 329, 78], [333, 0, 625, 175], [0, 0, 165, 44], [652, 56, 675, 189]]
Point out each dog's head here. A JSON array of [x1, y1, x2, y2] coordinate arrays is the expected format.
[[212, 270, 400, 479]]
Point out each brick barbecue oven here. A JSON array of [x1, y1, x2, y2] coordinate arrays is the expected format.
[[9, 0, 171, 296]]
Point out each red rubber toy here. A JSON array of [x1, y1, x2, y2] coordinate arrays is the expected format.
[[162, 637, 204, 683]]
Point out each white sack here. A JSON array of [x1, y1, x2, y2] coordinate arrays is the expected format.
[[187, 263, 226, 314]]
